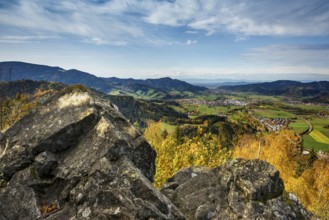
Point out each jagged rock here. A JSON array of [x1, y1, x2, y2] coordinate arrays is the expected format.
[[0, 86, 185, 220], [34, 151, 58, 178], [161, 159, 315, 220], [0, 85, 315, 220]]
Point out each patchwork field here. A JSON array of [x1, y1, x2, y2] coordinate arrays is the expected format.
[[254, 109, 295, 119], [303, 118, 329, 152], [178, 103, 241, 116], [289, 119, 310, 134], [310, 130, 329, 144]]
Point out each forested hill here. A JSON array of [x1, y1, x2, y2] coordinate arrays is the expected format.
[[0, 79, 188, 130], [220, 80, 329, 98], [101, 77, 207, 93], [0, 61, 207, 99], [0, 61, 110, 93], [0, 80, 65, 98]]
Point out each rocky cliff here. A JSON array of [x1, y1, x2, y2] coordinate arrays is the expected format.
[[0, 86, 314, 219], [161, 159, 314, 219], [0, 86, 184, 219]]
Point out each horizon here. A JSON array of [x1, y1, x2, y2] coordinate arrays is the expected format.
[[1, 0, 329, 81], [2, 60, 328, 84]]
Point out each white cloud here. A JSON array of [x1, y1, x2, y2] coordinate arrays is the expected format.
[[143, 0, 329, 36], [83, 37, 128, 46], [0, 0, 147, 45], [0, 0, 328, 46], [186, 39, 197, 45]]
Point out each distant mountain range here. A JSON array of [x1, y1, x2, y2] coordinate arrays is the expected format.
[[220, 80, 329, 101], [0, 61, 206, 99]]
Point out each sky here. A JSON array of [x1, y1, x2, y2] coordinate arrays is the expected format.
[[0, 0, 329, 81]]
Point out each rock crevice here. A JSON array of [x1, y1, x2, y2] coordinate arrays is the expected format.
[[161, 159, 314, 220], [0, 88, 314, 220]]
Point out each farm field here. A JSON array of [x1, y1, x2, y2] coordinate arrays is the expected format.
[[254, 108, 295, 118], [246, 94, 282, 102], [172, 92, 329, 152], [309, 130, 329, 144], [303, 135, 329, 152], [289, 119, 309, 134], [302, 118, 329, 152], [294, 104, 329, 111], [309, 118, 329, 136], [178, 103, 241, 116]]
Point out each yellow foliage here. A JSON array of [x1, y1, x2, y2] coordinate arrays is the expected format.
[[145, 121, 232, 188], [1, 94, 38, 130], [233, 129, 329, 218]]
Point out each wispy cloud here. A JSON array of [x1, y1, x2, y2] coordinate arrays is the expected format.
[[0, 0, 328, 47], [243, 44, 329, 68], [186, 30, 198, 34], [0, 0, 146, 45], [0, 35, 57, 43], [143, 0, 329, 36]]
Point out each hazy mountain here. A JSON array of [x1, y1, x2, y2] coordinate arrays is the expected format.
[[0, 61, 206, 99], [220, 80, 329, 98], [0, 61, 111, 93]]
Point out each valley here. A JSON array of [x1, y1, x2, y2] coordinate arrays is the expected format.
[[1, 63, 329, 218], [162, 90, 329, 153]]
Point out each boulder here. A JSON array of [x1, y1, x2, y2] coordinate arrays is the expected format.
[[0, 86, 184, 219], [161, 159, 315, 220]]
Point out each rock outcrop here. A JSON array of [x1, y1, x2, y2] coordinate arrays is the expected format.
[[0, 86, 314, 220], [0, 86, 184, 219], [161, 159, 314, 220]]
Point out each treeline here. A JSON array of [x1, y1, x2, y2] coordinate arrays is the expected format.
[[0, 80, 65, 98], [106, 95, 188, 129], [144, 116, 258, 186], [144, 122, 233, 187], [173, 117, 256, 149]]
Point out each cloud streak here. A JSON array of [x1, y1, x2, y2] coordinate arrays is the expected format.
[[0, 35, 57, 43], [0, 0, 146, 46], [143, 0, 329, 36], [243, 44, 329, 68], [0, 0, 328, 46]]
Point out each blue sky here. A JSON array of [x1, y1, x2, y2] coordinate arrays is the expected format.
[[0, 0, 329, 81]]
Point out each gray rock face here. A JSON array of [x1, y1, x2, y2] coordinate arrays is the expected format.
[[0, 87, 314, 220], [160, 159, 314, 220], [0, 87, 184, 219]]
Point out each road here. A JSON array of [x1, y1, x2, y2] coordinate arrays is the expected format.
[[299, 117, 313, 136]]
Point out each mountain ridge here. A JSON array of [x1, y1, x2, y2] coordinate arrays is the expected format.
[[0, 61, 206, 99], [220, 80, 329, 100]]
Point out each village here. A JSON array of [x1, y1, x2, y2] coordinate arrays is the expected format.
[[259, 117, 289, 132], [179, 98, 248, 107]]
